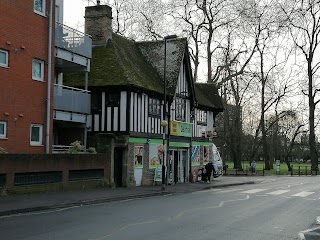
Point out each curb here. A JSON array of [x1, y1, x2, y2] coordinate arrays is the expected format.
[[202, 181, 255, 190], [0, 191, 169, 217]]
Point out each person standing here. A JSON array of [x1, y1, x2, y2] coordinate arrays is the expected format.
[[205, 161, 214, 183], [251, 160, 256, 174]]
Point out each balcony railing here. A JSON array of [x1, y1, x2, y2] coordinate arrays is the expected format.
[[54, 84, 91, 114], [55, 22, 92, 58]]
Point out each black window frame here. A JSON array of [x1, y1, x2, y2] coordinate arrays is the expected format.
[[148, 98, 161, 116], [175, 98, 186, 122]]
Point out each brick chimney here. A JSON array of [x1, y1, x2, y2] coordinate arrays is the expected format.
[[85, 5, 112, 46]]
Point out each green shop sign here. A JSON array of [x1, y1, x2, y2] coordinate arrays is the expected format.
[[170, 120, 193, 137]]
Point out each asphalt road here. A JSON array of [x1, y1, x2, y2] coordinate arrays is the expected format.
[[1, 176, 320, 240]]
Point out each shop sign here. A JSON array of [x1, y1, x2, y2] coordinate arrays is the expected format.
[[170, 120, 192, 137]]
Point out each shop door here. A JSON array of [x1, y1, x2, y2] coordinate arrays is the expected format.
[[114, 147, 123, 187], [173, 150, 178, 184], [179, 150, 187, 183]]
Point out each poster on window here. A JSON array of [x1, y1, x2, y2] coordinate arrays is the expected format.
[[203, 146, 209, 165], [134, 146, 144, 168], [149, 144, 163, 169], [191, 145, 200, 166]]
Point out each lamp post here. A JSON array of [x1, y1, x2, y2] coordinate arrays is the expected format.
[[161, 34, 177, 191]]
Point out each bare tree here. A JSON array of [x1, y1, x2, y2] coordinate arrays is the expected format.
[[280, 0, 320, 170]]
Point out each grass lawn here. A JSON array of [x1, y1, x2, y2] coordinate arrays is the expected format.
[[225, 161, 313, 175]]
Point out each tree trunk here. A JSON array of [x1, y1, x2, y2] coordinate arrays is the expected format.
[[308, 60, 318, 171]]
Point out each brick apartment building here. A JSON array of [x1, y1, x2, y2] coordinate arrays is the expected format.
[[0, 0, 92, 153]]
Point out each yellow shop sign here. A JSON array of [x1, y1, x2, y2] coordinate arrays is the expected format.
[[170, 120, 193, 137]]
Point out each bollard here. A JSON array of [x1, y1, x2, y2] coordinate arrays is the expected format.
[[291, 166, 293, 176], [305, 166, 307, 176], [299, 166, 300, 176]]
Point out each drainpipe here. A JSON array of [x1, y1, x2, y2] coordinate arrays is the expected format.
[[84, 71, 89, 152], [46, 0, 53, 153]]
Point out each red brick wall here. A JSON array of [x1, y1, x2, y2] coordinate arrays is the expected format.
[[0, 153, 111, 191], [0, 0, 55, 153]]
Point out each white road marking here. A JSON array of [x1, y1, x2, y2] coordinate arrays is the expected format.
[[218, 188, 244, 193], [240, 189, 268, 194], [292, 191, 315, 197], [175, 195, 250, 219], [267, 190, 291, 195], [192, 189, 222, 194]]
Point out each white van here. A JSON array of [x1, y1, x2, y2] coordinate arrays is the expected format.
[[211, 143, 223, 177]]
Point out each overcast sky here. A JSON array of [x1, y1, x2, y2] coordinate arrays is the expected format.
[[64, 1, 89, 31]]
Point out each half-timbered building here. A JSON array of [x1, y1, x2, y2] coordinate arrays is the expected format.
[[66, 4, 224, 187]]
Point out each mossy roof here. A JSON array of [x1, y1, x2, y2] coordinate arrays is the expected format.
[[137, 38, 187, 95], [194, 83, 224, 111], [65, 34, 188, 95]]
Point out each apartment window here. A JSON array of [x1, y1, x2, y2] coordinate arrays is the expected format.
[[197, 110, 207, 124], [175, 98, 186, 121], [0, 121, 7, 139], [0, 50, 8, 68], [148, 98, 161, 116], [30, 124, 43, 146], [34, 0, 46, 15], [32, 59, 44, 81]]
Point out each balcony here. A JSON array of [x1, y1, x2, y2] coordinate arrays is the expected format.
[[55, 22, 92, 58], [55, 22, 92, 71], [54, 85, 91, 123]]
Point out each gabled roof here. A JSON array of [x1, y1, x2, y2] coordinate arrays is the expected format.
[[194, 83, 224, 111], [137, 38, 187, 95], [87, 33, 163, 92], [64, 34, 189, 97]]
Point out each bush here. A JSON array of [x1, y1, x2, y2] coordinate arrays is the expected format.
[[67, 141, 84, 154], [88, 147, 97, 154], [66, 141, 97, 154]]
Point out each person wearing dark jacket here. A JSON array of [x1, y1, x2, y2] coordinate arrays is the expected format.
[[205, 161, 214, 183]]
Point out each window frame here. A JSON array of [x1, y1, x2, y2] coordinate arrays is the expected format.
[[175, 98, 186, 122], [197, 110, 207, 124], [0, 49, 8, 68], [0, 121, 7, 139], [32, 59, 45, 81], [106, 93, 120, 107], [30, 124, 43, 146], [148, 98, 161, 117], [34, 0, 46, 16]]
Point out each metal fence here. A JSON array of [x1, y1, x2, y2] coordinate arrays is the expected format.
[[55, 22, 92, 58], [69, 169, 104, 181], [14, 171, 63, 186], [224, 165, 318, 176], [13, 169, 105, 186]]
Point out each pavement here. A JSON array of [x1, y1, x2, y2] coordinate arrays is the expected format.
[[0, 176, 261, 217]]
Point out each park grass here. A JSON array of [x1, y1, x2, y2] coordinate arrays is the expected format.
[[225, 161, 313, 175]]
